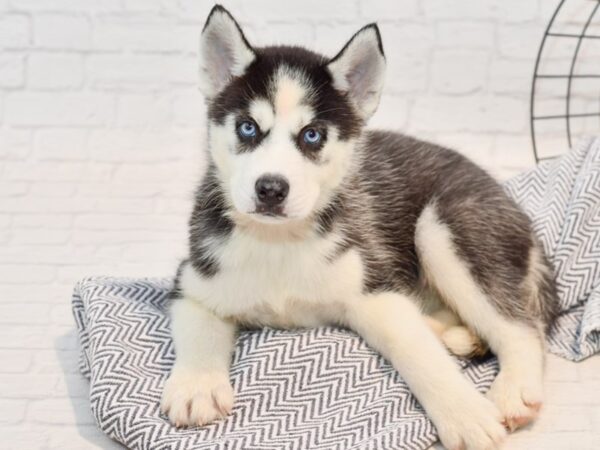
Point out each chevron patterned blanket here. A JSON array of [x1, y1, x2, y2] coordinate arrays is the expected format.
[[73, 137, 600, 450], [504, 136, 600, 362]]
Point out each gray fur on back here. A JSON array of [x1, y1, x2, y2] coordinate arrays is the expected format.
[[330, 131, 559, 328]]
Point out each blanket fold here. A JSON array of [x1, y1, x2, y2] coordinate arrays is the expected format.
[[504, 136, 600, 361]]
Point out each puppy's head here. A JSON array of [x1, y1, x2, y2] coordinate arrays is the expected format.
[[200, 5, 385, 226]]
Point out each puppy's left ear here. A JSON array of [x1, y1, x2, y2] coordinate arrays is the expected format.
[[327, 24, 386, 120], [199, 5, 255, 98]]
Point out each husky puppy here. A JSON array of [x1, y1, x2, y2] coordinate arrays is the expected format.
[[161, 5, 558, 450]]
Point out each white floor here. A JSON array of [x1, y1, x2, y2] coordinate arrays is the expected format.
[[0, 320, 598, 450]]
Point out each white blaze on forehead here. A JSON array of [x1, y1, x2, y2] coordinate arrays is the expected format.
[[249, 98, 274, 131], [274, 74, 305, 117], [247, 69, 314, 133], [272, 67, 315, 132]]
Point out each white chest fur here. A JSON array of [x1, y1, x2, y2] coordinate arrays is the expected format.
[[179, 229, 365, 328]]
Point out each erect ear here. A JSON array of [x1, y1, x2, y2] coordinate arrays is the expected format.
[[326, 24, 386, 120], [199, 5, 255, 98]]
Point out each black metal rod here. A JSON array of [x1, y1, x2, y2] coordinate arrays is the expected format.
[[537, 74, 600, 78], [565, 1, 600, 147], [538, 156, 560, 161], [547, 32, 600, 39], [533, 112, 600, 120], [530, 0, 566, 163]]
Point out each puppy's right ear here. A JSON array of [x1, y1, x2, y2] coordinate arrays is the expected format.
[[199, 5, 255, 99]]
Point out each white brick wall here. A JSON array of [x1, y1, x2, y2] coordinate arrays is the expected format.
[[1, 1, 598, 448]]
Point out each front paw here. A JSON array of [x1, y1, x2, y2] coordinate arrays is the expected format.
[[431, 390, 506, 450], [160, 367, 234, 427], [487, 369, 543, 432]]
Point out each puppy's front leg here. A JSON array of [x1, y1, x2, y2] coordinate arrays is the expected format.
[[347, 292, 506, 450], [161, 297, 236, 427]]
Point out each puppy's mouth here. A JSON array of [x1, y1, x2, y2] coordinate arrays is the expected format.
[[249, 204, 290, 223], [254, 204, 285, 216]]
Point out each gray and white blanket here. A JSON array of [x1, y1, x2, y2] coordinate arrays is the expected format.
[[73, 138, 600, 450]]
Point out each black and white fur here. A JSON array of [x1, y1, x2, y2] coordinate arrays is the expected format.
[[162, 6, 558, 450]]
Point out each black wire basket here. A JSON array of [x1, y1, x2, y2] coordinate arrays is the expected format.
[[531, 0, 600, 162]]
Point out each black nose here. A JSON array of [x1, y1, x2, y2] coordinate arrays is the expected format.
[[255, 175, 289, 207]]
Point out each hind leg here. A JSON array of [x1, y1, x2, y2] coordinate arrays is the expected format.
[[425, 308, 489, 358], [416, 205, 545, 431]]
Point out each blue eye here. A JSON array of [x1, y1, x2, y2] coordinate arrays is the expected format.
[[238, 121, 257, 138], [303, 128, 321, 145]]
